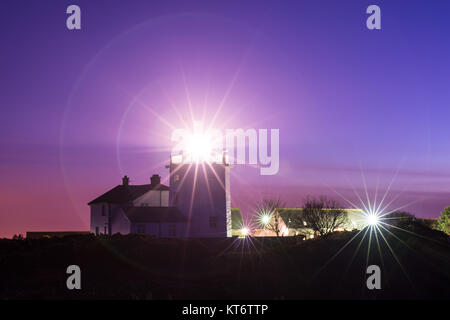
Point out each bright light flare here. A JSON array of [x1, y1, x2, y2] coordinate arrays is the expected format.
[[260, 215, 271, 226], [367, 214, 379, 226], [175, 121, 223, 164], [240, 227, 249, 236], [365, 213, 380, 226], [185, 131, 213, 162]]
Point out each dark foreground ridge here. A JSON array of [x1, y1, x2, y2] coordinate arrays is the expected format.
[[1, 222, 449, 299]]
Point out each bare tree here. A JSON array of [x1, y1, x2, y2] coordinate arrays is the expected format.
[[302, 196, 348, 236], [12, 234, 24, 240], [255, 198, 286, 237]]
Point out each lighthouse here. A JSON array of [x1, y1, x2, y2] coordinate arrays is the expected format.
[[168, 151, 231, 238]]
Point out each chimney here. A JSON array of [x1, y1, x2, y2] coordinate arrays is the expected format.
[[122, 175, 129, 186], [150, 174, 161, 186]]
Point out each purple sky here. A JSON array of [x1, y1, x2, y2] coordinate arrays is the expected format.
[[1, 0, 450, 238]]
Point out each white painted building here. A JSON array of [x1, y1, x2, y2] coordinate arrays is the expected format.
[[89, 174, 187, 236], [89, 153, 231, 238], [168, 153, 232, 237]]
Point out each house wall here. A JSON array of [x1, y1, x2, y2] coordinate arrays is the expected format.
[[169, 162, 231, 238], [133, 190, 169, 207], [162, 190, 169, 206], [130, 222, 187, 237], [91, 204, 185, 236], [90, 203, 109, 235], [345, 209, 366, 230], [110, 207, 131, 235]]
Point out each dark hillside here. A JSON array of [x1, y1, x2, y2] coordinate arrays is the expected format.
[[0, 223, 449, 299]]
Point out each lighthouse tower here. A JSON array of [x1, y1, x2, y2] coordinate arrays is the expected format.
[[168, 152, 231, 238]]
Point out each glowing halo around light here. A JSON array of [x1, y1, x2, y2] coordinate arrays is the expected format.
[[366, 213, 379, 226], [58, 13, 266, 276], [360, 209, 382, 228], [240, 227, 249, 236], [184, 129, 214, 163], [173, 121, 225, 164], [315, 169, 423, 286], [260, 215, 271, 226]]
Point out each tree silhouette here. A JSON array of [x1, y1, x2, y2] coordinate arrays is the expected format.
[[302, 196, 348, 236], [255, 198, 286, 237]]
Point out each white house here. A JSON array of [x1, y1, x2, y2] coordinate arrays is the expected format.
[[89, 153, 232, 238], [89, 174, 188, 236]]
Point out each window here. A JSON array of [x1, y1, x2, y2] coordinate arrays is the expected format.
[[209, 216, 217, 228], [168, 224, 176, 237], [171, 154, 182, 164], [137, 224, 146, 234], [174, 174, 180, 182]]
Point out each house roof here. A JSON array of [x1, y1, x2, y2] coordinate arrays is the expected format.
[[121, 206, 189, 223], [88, 183, 169, 205]]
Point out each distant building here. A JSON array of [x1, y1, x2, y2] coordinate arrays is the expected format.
[[251, 208, 366, 238], [231, 208, 244, 236], [26, 231, 90, 239], [89, 152, 231, 237], [278, 208, 365, 234], [252, 211, 290, 237]]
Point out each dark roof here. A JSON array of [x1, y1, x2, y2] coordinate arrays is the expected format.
[[122, 206, 189, 223], [88, 183, 169, 205]]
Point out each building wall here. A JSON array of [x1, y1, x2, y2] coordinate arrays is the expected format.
[[90, 203, 110, 235], [162, 191, 169, 206], [169, 162, 231, 237], [345, 209, 366, 230], [225, 164, 232, 237], [110, 207, 131, 235], [130, 222, 187, 237], [133, 190, 169, 207]]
